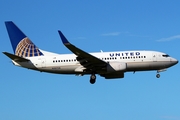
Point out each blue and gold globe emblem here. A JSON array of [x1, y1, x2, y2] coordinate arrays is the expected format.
[[15, 37, 43, 57]]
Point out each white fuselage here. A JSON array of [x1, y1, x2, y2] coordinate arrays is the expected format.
[[12, 50, 178, 75]]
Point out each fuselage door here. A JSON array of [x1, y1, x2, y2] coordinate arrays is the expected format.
[[152, 53, 157, 62], [37, 58, 46, 68], [41, 58, 46, 68]]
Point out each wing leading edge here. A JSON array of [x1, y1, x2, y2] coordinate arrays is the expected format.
[[58, 31, 107, 73]]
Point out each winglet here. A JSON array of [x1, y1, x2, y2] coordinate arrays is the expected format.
[[58, 30, 70, 45]]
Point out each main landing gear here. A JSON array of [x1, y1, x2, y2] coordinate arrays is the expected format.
[[90, 74, 96, 84]]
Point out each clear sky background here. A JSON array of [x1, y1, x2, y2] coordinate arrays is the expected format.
[[0, 0, 180, 120]]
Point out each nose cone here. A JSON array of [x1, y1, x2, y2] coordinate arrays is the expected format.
[[171, 58, 178, 65]]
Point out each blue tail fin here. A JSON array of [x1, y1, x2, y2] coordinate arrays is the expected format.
[[5, 21, 43, 57]]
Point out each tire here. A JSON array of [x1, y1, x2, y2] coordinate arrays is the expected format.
[[156, 74, 160, 78]]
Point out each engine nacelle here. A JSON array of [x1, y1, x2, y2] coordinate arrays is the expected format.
[[107, 62, 127, 72]]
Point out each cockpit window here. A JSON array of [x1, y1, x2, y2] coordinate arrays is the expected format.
[[162, 54, 170, 57]]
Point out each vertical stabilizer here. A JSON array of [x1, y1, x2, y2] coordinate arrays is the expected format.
[[5, 21, 43, 57]]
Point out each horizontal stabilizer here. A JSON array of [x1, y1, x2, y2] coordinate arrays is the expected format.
[[3, 52, 29, 62]]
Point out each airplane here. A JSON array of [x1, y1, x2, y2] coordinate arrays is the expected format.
[[3, 21, 178, 84]]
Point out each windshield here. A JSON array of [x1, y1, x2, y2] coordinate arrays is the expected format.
[[162, 54, 170, 57]]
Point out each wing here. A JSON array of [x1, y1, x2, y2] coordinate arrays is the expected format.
[[58, 31, 107, 73]]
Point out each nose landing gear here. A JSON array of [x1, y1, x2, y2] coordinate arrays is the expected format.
[[156, 73, 160, 78], [156, 69, 167, 78]]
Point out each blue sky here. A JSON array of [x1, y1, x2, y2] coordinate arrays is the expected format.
[[0, 0, 180, 120]]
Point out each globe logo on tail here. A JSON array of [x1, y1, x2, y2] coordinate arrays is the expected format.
[[15, 37, 43, 57]]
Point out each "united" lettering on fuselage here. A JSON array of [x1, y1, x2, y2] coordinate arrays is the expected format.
[[109, 52, 140, 57]]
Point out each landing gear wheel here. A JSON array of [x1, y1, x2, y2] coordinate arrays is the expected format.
[[90, 74, 96, 84], [90, 79, 96, 84], [156, 73, 160, 78]]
